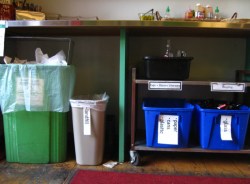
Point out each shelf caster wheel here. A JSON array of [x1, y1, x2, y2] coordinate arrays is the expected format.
[[130, 150, 141, 166]]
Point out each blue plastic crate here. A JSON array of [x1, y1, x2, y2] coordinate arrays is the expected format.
[[196, 104, 250, 150], [142, 99, 194, 148]]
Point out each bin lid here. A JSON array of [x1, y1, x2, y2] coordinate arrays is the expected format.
[[70, 93, 109, 111]]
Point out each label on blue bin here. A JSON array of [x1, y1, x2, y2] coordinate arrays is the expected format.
[[220, 115, 232, 141], [83, 107, 91, 135], [158, 115, 179, 145]]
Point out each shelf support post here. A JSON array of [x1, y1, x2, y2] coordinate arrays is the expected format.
[[245, 38, 250, 70], [118, 28, 127, 162]]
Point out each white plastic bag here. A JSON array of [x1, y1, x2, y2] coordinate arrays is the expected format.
[[35, 48, 67, 65]]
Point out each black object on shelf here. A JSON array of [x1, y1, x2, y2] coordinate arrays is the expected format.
[[138, 56, 193, 80]]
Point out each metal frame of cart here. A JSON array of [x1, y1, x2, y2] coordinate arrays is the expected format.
[[130, 68, 250, 166]]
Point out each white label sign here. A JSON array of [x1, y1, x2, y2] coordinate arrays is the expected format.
[[220, 115, 232, 141], [0, 21, 6, 57], [148, 81, 182, 91], [211, 82, 245, 92], [83, 107, 91, 135], [16, 77, 44, 106], [158, 115, 179, 145]]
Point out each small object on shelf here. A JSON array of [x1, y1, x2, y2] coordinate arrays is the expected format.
[[214, 6, 220, 20], [164, 39, 173, 57], [195, 3, 205, 19], [15, 9, 45, 20], [205, 5, 213, 19], [0, 2, 15, 20], [185, 9, 194, 19], [138, 8, 155, 21], [176, 50, 187, 57], [217, 103, 227, 110], [164, 6, 171, 19], [138, 56, 193, 80]]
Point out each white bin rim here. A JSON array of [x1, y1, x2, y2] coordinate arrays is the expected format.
[[70, 93, 109, 111]]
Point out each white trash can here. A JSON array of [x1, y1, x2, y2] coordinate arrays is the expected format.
[[70, 93, 109, 165]]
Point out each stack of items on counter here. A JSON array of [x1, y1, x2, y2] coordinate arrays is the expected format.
[[142, 98, 250, 150], [184, 3, 220, 20], [141, 3, 222, 21], [0, 0, 44, 20]]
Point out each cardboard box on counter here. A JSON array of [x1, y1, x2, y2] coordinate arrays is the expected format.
[[16, 9, 45, 20]]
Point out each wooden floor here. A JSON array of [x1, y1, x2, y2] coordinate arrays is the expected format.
[[0, 146, 250, 184]]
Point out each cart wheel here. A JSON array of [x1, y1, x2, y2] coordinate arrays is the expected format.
[[129, 150, 141, 166]]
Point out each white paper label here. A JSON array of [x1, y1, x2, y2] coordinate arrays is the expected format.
[[158, 115, 179, 145], [83, 107, 91, 135], [211, 82, 245, 92], [148, 81, 182, 91], [16, 77, 44, 106], [70, 100, 96, 108], [220, 115, 232, 141], [0, 21, 6, 57]]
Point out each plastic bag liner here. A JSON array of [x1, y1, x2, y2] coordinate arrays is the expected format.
[[0, 64, 75, 113], [70, 93, 109, 111]]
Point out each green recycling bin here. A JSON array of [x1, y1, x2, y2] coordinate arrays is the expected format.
[[0, 64, 75, 163]]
